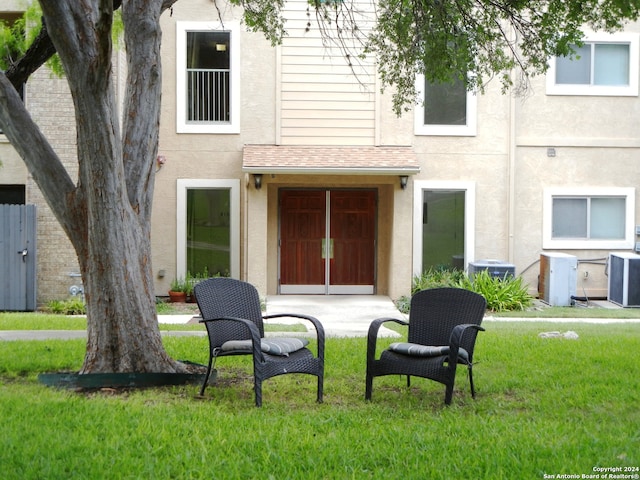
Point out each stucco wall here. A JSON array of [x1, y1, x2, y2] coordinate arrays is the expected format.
[[154, 2, 277, 295]]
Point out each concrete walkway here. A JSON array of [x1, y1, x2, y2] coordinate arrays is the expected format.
[[264, 295, 405, 338]]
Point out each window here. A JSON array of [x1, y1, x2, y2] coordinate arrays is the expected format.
[[414, 74, 477, 136], [176, 22, 240, 133], [177, 179, 240, 279], [0, 185, 25, 204], [547, 33, 639, 96], [543, 188, 635, 249]]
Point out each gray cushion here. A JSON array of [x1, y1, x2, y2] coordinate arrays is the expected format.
[[221, 337, 309, 357], [388, 342, 469, 362]]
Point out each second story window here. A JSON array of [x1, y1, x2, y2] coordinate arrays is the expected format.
[[177, 22, 240, 134], [414, 74, 477, 136], [187, 31, 230, 123], [547, 32, 639, 96]]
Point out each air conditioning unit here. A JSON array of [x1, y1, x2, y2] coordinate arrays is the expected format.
[[538, 252, 577, 306], [608, 252, 640, 307], [468, 259, 515, 280]]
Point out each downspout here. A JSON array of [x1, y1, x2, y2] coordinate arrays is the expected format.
[[243, 174, 249, 281], [507, 34, 517, 264]]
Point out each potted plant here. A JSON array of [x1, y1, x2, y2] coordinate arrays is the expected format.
[[184, 271, 195, 303], [168, 277, 187, 303], [185, 268, 210, 302]]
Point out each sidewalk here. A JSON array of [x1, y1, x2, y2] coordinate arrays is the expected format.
[[0, 295, 406, 341]]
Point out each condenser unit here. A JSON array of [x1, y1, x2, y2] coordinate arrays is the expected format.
[[608, 252, 640, 307], [538, 252, 577, 306], [468, 259, 515, 280]]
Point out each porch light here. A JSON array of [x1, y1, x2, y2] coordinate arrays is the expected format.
[[253, 174, 263, 190], [399, 175, 408, 190]]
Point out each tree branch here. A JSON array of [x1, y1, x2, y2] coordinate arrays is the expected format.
[[4, 0, 178, 89], [0, 72, 79, 236]]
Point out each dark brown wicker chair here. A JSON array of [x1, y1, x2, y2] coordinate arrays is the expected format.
[[365, 287, 486, 405], [194, 277, 325, 407]]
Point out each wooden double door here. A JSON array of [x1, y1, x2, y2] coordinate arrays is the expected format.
[[279, 189, 376, 294]]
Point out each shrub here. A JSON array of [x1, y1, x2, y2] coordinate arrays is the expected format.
[[45, 298, 86, 315], [411, 266, 466, 294], [397, 267, 466, 314], [400, 267, 534, 313], [457, 269, 533, 312]]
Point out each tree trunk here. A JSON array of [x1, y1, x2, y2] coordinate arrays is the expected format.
[[0, 0, 185, 373]]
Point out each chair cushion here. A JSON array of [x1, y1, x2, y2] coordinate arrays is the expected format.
[[388, 343, 469, 362], [221, 338, 310, 357]]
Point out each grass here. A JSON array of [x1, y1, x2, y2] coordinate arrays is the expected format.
[[493, 304, 640, 318], [0, 312, 307, 333], [1, 320, 639, 478]]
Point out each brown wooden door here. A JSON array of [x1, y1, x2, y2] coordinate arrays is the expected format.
[[329, 190, 376, 293], [279, 190, 326, 293], [279, 189, 376, 294]]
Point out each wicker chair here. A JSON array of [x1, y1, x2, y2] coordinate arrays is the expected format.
[[365, 287, 486, 405], [194, 278, 325, 407]]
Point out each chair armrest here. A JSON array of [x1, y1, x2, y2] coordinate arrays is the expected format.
[[263, 313, 325, 359], [448, 323, 485, 362], [200, 316, 265, 361], [367, 317, 408, 364]]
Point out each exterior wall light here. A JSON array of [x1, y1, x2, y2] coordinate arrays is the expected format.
[[253, 174, 263, 190], [399, 175, 408, 190]]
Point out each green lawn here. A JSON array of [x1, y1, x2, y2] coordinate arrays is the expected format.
[[1, 321, 639, 479]]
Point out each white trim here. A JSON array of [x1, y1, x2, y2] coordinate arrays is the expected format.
[[414, 75, 477, 136], [176, 179, 240, 279], [412, 181, 476, 276], [546, 32, 639, 97], [242, 166, 420, 175], [176, 21, 241, 134], [279, 285, 325, 294], [328, 285, 375, 294], [542, 187, 636, 249]]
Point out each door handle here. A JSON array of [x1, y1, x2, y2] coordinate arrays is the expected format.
[[18, 249, 28, 262], [321, 239, 334, 259]]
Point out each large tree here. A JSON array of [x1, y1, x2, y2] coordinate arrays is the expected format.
[[0, 0, 638, 374]]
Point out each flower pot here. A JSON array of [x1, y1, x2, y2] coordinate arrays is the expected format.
[[168, 290, 187, 303]]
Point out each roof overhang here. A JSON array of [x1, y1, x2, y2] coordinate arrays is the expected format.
[[242, 145, 420, 176]]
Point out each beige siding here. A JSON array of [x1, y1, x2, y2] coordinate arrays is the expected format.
[[279, 0, 377, 145]]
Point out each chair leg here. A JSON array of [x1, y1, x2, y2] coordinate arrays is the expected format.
[[444, 383, 454, 405], [317, 375, 324, 403], [199, 354, 215, 396], [365, 373, 373, 400], [468, 365, 476, 399], [406, 375, 411, 388], [254, 378, 263, 407]]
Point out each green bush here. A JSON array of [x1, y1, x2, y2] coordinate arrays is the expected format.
[[412, 266, 466, 294], [399, 267, 534, 313], [45, 297, 86, 315], [397, 267, 466, 314], [457, 269, 533, 312]]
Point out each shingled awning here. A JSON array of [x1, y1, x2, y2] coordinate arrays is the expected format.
[[242, 145, 420, 175]]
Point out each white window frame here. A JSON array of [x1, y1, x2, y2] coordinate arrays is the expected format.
[[176, 179, 240, 279], [546, 32, 639, 97], [414, 74, 477, 136], [412, 180, 476, 276], [176, 21, 241, 134], [543, 187, 636, 249]]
